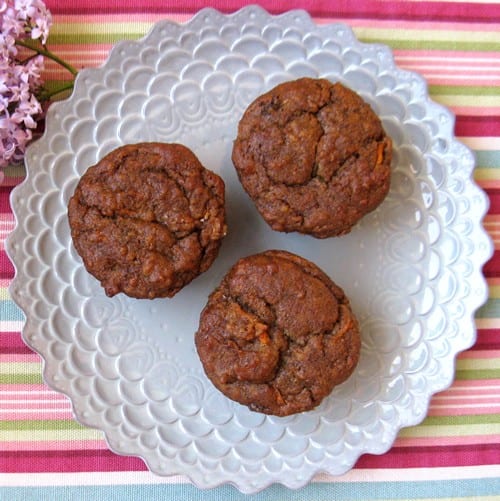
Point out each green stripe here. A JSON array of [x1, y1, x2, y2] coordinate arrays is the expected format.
[[476, 298, 500, 318], [399, 422, 500, 438], [476, 150, 500, 169], [3, 164, 26, 178], [0, 373, 43, 384], [429, 85, 500, 96], [421, 414, 500, 426], [0, 419, 86, 431], [2, 415, 497, 432], [456, 369, 500, 380], [359, 38, 500, 52], [46, 31, 500, 52], [48, 33, 143, 45]]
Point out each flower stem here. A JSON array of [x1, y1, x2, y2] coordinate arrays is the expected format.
[[16, 39, 78, 76], [38, 81, 75, 102]]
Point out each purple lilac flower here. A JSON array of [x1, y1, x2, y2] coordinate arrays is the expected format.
[[0, 0, 52, 170]]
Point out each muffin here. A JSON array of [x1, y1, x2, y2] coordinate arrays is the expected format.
[[195, 250, 360, 416], [232, 77, 392, 238], [68, 142, 226, 299]]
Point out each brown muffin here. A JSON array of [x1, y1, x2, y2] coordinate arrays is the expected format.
[[232, 77, 392, 238], [68, 142, 226, 299], [195, 250, 360, 416]]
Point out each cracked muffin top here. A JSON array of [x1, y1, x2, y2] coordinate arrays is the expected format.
[[68, 142, 226, 299], [195, 249, 361, 416], [232, 78, 392, 238]]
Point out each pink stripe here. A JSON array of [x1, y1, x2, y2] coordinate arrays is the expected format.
[[1, 400, 70, 409], [431, 396, 500, 406], [428, 405, 500, 416], [0, 215, 13, 225], [0, 384, 52, 392], [0, 250, 15, 279], [395, 49, 500, 61], [0, 330, 25, 352], [356, 443, 500, 469], [395, 59, 500, 72], [456, 114, 500, 137], [0, 439, 108, 452], [50, 12, 500, 32], [0, 410, 74, 420], [440, 387, 500, 397], [44, 0, 500, 22], [427, 76, 500, 86], [52, 13, 178, 23], [45, 66, 500, 87], [475, 180, 500, 190], [455, 107, 500, 117], [0, 390, 67, 401], [0, 449, 146, 473], [349, 18, 500, 32], [458, 349, 500, 359], [50, 46, 500, 62], [450, 379, 500, 388], [0, 353, 41, 363], [1, 176, 24, 187], [395, 434, 500, 448], [4, 442, 499, 473], [399, 66, 500, 76]]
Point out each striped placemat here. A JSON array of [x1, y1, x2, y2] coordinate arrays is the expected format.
[[1, 1, 499, 499]]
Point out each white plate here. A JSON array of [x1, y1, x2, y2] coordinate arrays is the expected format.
[[6, 6, 492, 493]]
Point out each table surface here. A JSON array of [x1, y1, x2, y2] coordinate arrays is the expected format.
[[1, 1, 499, 499]]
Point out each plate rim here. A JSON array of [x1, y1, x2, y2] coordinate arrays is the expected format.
[[5, 5, 493, 493]]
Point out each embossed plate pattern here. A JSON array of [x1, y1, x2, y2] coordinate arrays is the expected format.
[[6, 6, 492, 493]]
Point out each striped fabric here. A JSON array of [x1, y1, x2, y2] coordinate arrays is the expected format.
[[1, 1, 499, 499]]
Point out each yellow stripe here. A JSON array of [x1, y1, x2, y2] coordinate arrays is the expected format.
[[0, 362, 41, 374], [0, 429, 102, 441], [432, 94, 500, 109], [50, 21, 154, 37], [487, 284, 500, 299], [355, 27, 500, 44], [398, 423, 500, 438], [462, 137, 500, 150], [476, 318, 500, 329], [456, 357, 500, 371], [474, 168, 500, 181]]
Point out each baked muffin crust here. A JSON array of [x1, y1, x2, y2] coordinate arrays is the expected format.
[[232, 78, 392, 238], [195, 250, 361, 416], [68, 142, 226, 299]]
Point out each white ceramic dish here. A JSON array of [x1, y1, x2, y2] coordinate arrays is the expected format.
[[6, 6, 492, 493]]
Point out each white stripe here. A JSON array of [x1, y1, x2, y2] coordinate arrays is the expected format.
[[400, 64, 500, 73], [0, 390, 56, 394], [396, 55, 500, 65], [430, 403, 500, 410], [460, 137, 500, 151], [0, 408, 70, 414], [423, 74, 500, 81], [315, 465, 500, 483], [0, 397, 67, 403], [432, 394, 500, 401], [448, 387, 500, 394], [0, 471, 186, 487], [2, 465, 500, 487], [0, 321, 25, 331]]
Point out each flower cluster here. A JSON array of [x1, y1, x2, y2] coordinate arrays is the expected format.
[[1, 0, 52, 171]]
